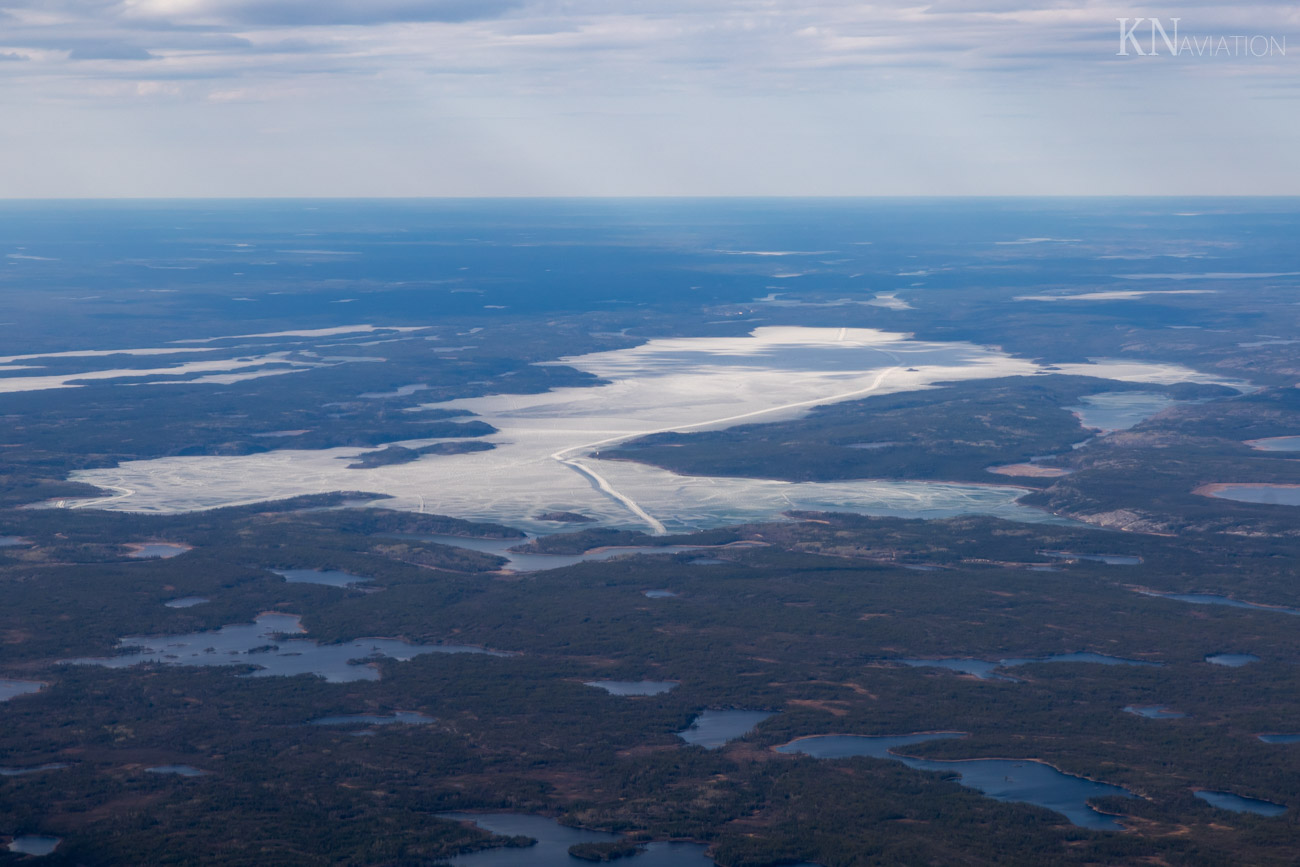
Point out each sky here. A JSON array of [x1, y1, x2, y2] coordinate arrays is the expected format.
[[0, 1, 1297, 197]]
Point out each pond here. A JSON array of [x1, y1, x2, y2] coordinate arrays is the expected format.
[[0, 764, 68, 777], [1136, 590, 1300, 616], [1198, 484, 1300, 507], [272, 569, 372, 588], [311, 711, 436, 726], [896, 652, 1160, 682], [1124, 705, 1185, 719], [126, 542, 190, 559], [382, 534, 727, 573], [1206, 653, 1259, 667], [7, 837, 61, 857], [146, 765, 208, 776], [1040, 551, 1141, 565], [775, 733, 1135, 830], [67, 613, 508, 683], [1195, 790, 1287, 816], [678, 710, 776, 749], [1068, 391, 1178, 432], [1258, 734, 1300, 744], [0, 536, 28, 547], [438, 813, 723, 866], [585, 681, 677, 696], [0, 680, 44, 702], [1246, 436, 1300, 452], [643, 589, 679, 598], [164, 596, 209, 608]]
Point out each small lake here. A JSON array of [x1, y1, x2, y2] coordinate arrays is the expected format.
[[273, 569, 372, 588], [164, 596, 209, 608], [146, 765, 208, 776], [1258, 734, 1300, 744], [0, 680, 44, 702], [0, 764, 68, 777], [897, 652, 1159, 682], [1040, 551, 1141, 565], [68, 613, 508, 683], [1246, 436, 1300, 452], [439, 813, 726, 866], [1124, 705, 1185, 719], [678, 710, 775, 749], [386, 534, 726, 573], [7, 837, 61, 857], [1200, 484, 1300, 507], [1069, 392, 1178, 432], [644, 589, 679, 598], [1195, 790, 1287, 816], [1068, 391, 1179, 432], [127, 543, 190, 559], [1206, 653, 1259, 667], [1136, 590, 1300, 617], [0, 536, 27, 547], [311, 711, 436, 726], [585, 681, 677, 696], [776, 733, 1134, 830]]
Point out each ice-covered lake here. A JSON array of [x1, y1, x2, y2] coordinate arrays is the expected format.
[[58, 327, 1234, 534]]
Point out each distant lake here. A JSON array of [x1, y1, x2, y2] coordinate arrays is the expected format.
[[1124, 705, 1185, 719], [1137, 590, 1300, 617], [164, 596, 208, 608], [146, 765, 207, 776], [585, 680, 677, 696], [776, 733, 1135, 830], [897, 652, 1160, 682], [384, 534, 722, 573], [1040, 550, 1141, 565], [1195, 791, 1287, 816], [1068, 392, 1178, 432], [273, 569, 372, 588], [1199, 484, 1300, 507], [678, 710, 775, 749], [7, 837, 61, 856], [127, 542, 190, 559], [0, 764, 68, 777], [1258, 734, 1300, 744], [0, 679, 44, 702], [1246, 436, 1300, 452], [68, 613, 508, 683], [644, 589, 679, 598], [0, 536, 27, 547], [439, 813, 724, 866], [1206, 653, 1259, 667], [311, 711, 435, 726]]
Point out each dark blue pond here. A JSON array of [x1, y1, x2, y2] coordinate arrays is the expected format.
[[1137, 590, 1300, 616], [164, 596, 209, 608], [1258, 734, 1300, 744], [1206, 653, 1259, 667], [678, 710, 775, 749], [273, 569, 372, 588], [897, 652, 1159, 681], [0, 680, 44, 702], [311, 711, 436, 726], [776, 733, 1135, 830], [585, 681, 678, 696], [1040, 551, 1142, 565], [1124, 705, 1185, 719], [147, 765, 208, 776], [1195, 790, 1287, 816], [7, 837, 61, 856]]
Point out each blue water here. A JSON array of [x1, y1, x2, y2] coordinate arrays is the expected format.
[[273, 569, 372, 588], [127, 543, 189, 559], [0, 679, 43, 702], [678, 710, 776, 749], [0, 764, 69, 777], [164, 596, 209, 608], [776, 734, 1134, 830], [1068, 392, 1179, 432], [7, 837, 61, 856], [1258, 734, 1300, 744], [897, 652, 1160, 681], [147, 765, 208, 776], [68, 613, 508, 683], [1205, 653, 1259, 667], [311, 712, 436, 726], [1124, 705, 1185, 719], [1248, 436, 1300, 452], [585, 681, 678, 696], [439, 813, 714, 866], [1040, 551, 1142, 565], [1137, 590, 1300, 616], [1195, 791, 1287, 816], [1203, 485, 1300, 507]]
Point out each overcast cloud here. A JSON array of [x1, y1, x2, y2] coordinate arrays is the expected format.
[[0, 1, 1296, 195]]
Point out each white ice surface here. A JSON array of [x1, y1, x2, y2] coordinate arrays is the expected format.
[[58, 327, 1236, 533]]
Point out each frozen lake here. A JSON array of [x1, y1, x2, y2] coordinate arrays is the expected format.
[[58, 327, 1234, 534]]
